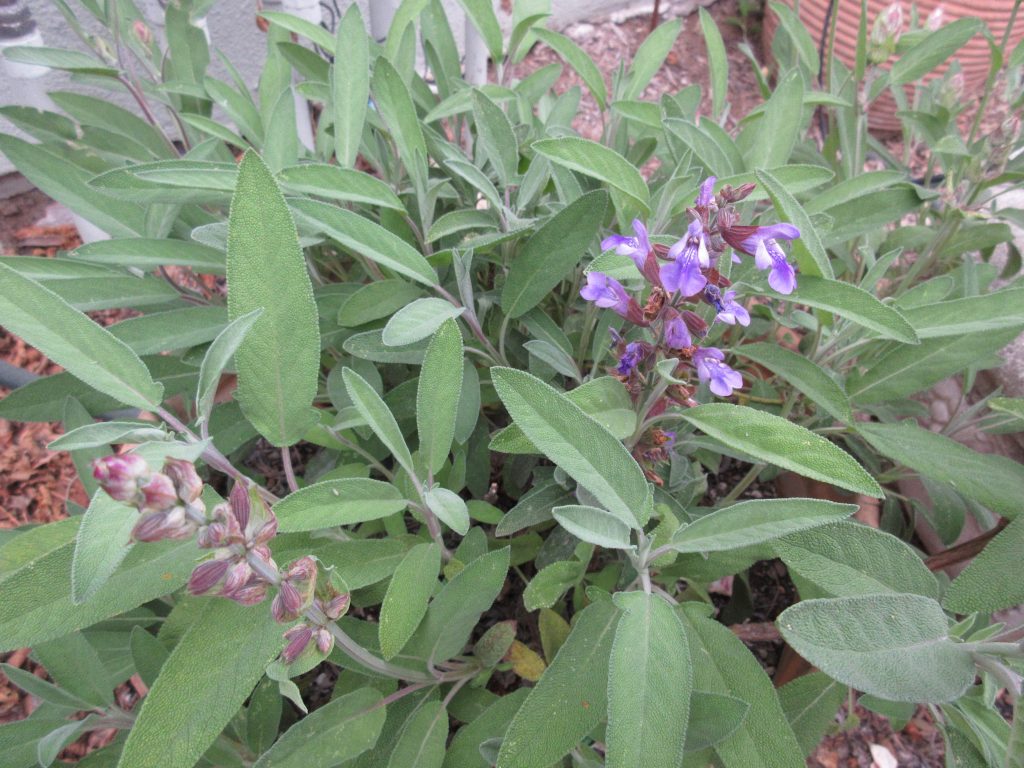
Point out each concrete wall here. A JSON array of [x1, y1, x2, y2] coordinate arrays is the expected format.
[[0, 0, 650, 175]]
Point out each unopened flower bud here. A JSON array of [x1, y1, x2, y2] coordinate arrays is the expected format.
[[272, 581, 303, 623], [229, 483, 251, 531], [164, 459, 204, 504], [882, 3, 902, 36], [132, 506, 195, 542], [140, 473, 177, 513], [132, 20, 152, 45], [720, 183, 756, 203], [92, 455, 149, 502], [285, 556, 316, 582], [681, 310, 709, 338], [282, 624, 313, 663], [229, 580, 269, 606], [188, 558, 231, 595], [869, 4, 902, 64], [223, 561, 253, 595], [197, 521, 228, 549], [323, 592, 351, 620], [254, 514, 278, 546], [926, 6, 943, 31], [315, 627, 333, 655]]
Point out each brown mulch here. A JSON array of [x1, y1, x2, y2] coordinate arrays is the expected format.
[[810, 703, 946, 768], [0, 219, 86, 529]]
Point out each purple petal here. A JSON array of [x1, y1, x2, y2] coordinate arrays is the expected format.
[[768, 260, 797, 294], [696, 177, 716, 206]]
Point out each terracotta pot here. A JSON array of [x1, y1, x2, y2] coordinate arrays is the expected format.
[[764, 0, 1024, 133]]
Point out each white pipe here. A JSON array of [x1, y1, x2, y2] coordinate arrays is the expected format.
[[370, 0, 399, 43], [280, 0, 320, 152], [463, 19, 488, 85], [281, 0, 322, 26]]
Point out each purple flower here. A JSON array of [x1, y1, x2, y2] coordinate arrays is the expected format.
[[601, 219, 651, 270], [580, 272, 632, 317], [696, 176, 717, 207], [736, 223, 800, 295], [704, 285, 750, 327], [664, 314, 692, 349], [660, 220, 709, 297], [616, 342, 644, 376], [693, 347, 743, 397]]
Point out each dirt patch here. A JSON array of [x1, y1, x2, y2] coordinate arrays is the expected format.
[[509, 0, 764, 141]]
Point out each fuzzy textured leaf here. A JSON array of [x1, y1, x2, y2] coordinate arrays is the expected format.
[[778, 276, 918, 343], [274, 479, 407, 532], [774, 520, 939, 599], [292, 199, 437, 286], [606, 592, 691, 768], [385, 700, 447, 768], [0, 262, 163, 411], [671, 498, 856, 553], [227, 151, 320, 447], [497, 600, 619, 767], [552, 505, 634, 549], [532, 138, 648, 211], [120, 600, 285, 768], [734, 343, 851, 423], [777, 594, 975, 703], [858, 421, 1024, 518], [679, 604, 804, 767], [944, 516, 1024, 614], [680, 404, 881, 497], [417, 319, 464, 474], [380, 543, 442, 660], [71, 493, 137, 605], [343, 368, 416, 478], [382, 299, 464, 347], [254, 687, 386, 767], [501, 190, 608, 318], [491, 368, 650, 526], [332, 5, 369, 168]]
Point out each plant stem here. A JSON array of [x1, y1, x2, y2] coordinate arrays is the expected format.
[[155, 406, 279, 505], [433, 284, 505, 365], [243, 547, 463, 684], [323, 426, 394, 481], [280, 447, 299, 494]]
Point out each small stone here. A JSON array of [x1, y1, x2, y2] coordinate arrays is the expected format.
[[566, 23, 595, 42]]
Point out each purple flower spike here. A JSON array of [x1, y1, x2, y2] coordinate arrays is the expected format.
[[580, 272, 632, 317], [660, 220, 709, 297], [755, 239, 798, 295], [705, 285, 750, 327], [693, 347, 744, 398], [664, 315, 692, 349], [696, 176, 717, 207], [601, 219, 651, 270], [616, 342, 644, 376], [734, 222, 800, 295]]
